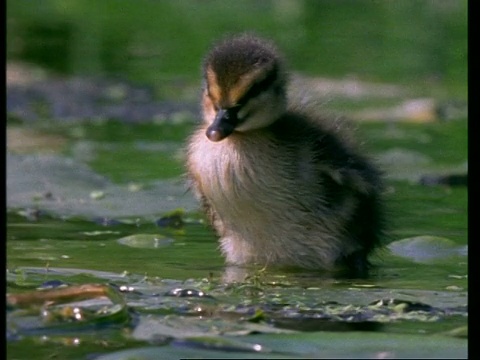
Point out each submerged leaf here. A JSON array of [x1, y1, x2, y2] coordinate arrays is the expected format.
[[117, 234, 174, 249]]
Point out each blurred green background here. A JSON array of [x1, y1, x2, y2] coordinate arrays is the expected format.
[[7, 0, 467, 99]]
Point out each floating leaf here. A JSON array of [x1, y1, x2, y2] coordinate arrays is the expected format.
[[387, 235, 467, 263], [377, 148, 433, 181], [95, 331, 467, 359]]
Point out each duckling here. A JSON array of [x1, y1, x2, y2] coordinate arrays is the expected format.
[[186, 34, 384, 277]]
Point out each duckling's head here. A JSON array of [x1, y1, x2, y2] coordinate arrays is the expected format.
[[202, 34, 287, 142]]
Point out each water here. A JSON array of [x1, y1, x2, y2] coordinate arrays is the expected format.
[[7, 1, 467, 359]]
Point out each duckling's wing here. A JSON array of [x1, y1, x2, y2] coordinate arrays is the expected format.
[[311, 125, 382, 197]]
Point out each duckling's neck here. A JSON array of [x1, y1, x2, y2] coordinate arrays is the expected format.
[[190, 123, 277, 200]]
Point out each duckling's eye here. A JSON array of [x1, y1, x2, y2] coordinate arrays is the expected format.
[[237, 66, 279, 106]]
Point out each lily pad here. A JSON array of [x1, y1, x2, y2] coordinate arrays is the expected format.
[[388, 235, 467, 263], [377, 148, 433, 181], [6, 153, 198, 218], [95, 331, 467, 359]]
